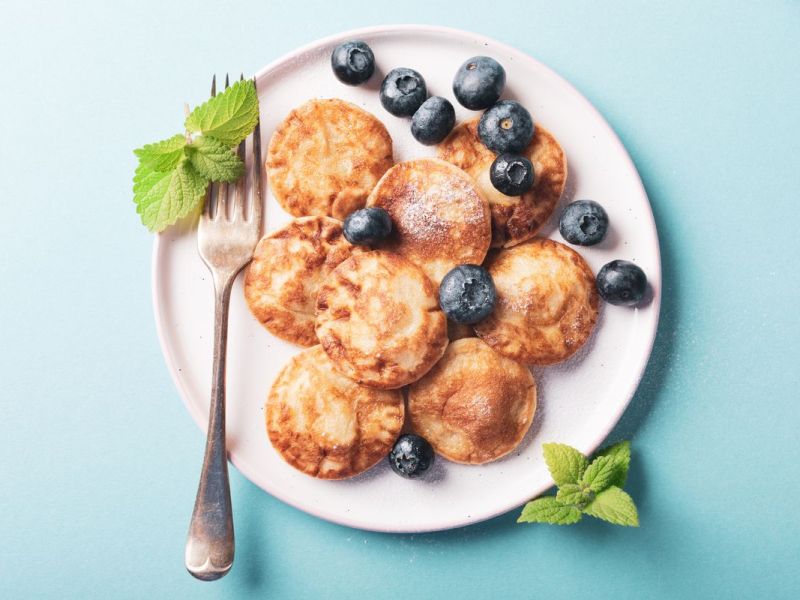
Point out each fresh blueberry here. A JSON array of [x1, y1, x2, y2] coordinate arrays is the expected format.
[[478, 100, 534, 154], [596, 260, 647, 306], [411, 96, 456, 145], [380, 67, 427, 117], [389, 434, 435, 479], [343, 207, 393, 245], [490, 153, 534, 196], [439, 264, 496, 324], [330, 40, 375, 85], [452, 56, 506, 110], [559, 200, 609, 246]]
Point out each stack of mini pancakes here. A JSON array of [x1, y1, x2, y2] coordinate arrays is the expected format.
[[245, 98, 598, 480]]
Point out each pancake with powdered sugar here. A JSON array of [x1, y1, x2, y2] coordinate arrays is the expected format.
[[366, 158, 491, 285]]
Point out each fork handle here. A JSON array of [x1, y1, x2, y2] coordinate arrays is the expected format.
[[185, 272, 236, 581]]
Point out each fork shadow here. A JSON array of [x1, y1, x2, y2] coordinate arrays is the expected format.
[[233, 474, 269, 589]]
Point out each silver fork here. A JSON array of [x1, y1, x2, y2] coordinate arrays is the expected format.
[[185, 74, 262, 581]]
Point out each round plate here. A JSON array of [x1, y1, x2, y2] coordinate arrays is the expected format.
[[152, 25, 660, 533]]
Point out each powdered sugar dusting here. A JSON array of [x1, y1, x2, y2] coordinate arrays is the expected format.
[[389, 162, 488, 244], [501, 292, 536, 314], [395, 184, 449, 243]]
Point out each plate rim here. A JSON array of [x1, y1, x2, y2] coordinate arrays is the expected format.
[[152, 23, 662, 533]]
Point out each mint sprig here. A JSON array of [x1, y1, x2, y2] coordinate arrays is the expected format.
[[132, 79, 259, 232], [518, 441, 639, 527]]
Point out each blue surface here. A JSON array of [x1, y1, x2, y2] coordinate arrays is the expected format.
[[2, 1, 799, 598]]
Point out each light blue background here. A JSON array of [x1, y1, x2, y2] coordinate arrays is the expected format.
[[2, 1, 798, 598]]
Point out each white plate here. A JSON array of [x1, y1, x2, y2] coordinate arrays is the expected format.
[[152, 25, 660, 533]]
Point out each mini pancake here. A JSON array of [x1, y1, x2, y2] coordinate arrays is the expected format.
[[366, 158, 491, 285], [438, 118, 567, 248], [408, 338, 536, 465], [474, 238, 599, 365], [315, 251, 448, 389], [244, 216, 361, 346], [267, 99, 393, 219], [267, 346, 404, 479]]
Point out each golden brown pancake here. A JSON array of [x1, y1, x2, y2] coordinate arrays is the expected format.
[[315, 251, 448, 389], [243, 216, 361, 346], [474, 238, 598, 365], [366, 158, 491, 285], [266, 99, 393, 219], [408, 338, 536, 464], [267, 346, 404, 479], [438, 118, 567, 248]]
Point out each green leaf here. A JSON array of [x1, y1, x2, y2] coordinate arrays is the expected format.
[[581, 455, 620, 493], [556, 483, 590, 507], [133, 161, 169, 195], [542, 443, 588, 486], [596, 440, 631, 488], [186, 136, 245, 182], [133, 159, 208, 232], [583, 486, 639, 527], [133, 134, 187, 171], [517, 497, 582, 525], [185, 79, 259, 146]]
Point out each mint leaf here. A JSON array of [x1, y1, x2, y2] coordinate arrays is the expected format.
[[542, 443, 588, 486], [133, 159, 208, 232], [133, 161, 169, 195], [599, 440, 631, 463], [134, 134, 187, 171], [556, 483, 590, 507], [185, 79, 259, 146], [517, 497, 582, 525], [583, 486, 639, 527], [186, 136, 244, 182], [597, 440, 631, 488], [581, 455, 620, 493]]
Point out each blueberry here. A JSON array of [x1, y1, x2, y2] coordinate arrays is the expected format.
[[389, 434, 435, 479], [452, 56, 506, 110], [330, 40, 375, 85], [596, 260, 647, 306], [438, 264, 496, 324], [478, 100, 534, 154], [490, 153, 534, 196], [343, 207, 393, 245], [380, 68, 427, 117], [411, 96, 456, 145], [559, 200, 609, 246]]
